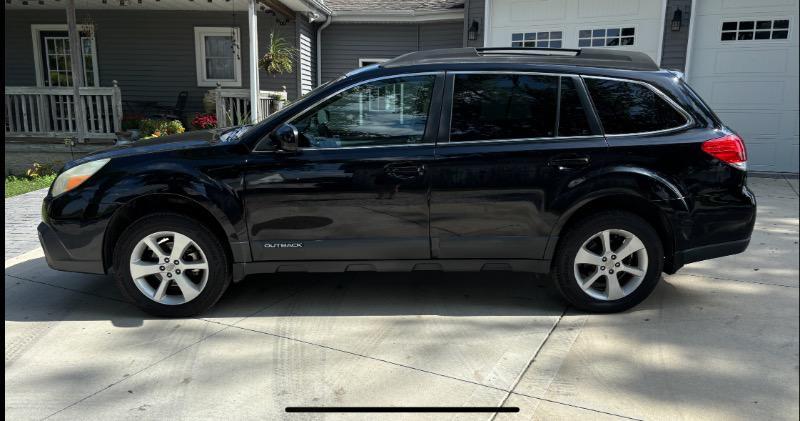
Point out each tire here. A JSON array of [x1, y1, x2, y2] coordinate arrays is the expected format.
[[113, 213, 231, 317], [552, 211, 664, 313]]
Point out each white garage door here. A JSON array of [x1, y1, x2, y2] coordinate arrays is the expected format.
[[488, 0, 664, 63], [687, 0, 799, 173]]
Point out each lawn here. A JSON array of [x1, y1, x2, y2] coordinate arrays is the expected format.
[[4, 174, 56, 198]]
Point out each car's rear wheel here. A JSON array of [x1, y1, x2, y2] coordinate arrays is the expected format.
[[553, 211, 664, 313], [113, 213, 230, 317]]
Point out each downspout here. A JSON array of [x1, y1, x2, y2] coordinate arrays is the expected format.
[[683, 0, 698, 82], [316, 14, 332, 87]]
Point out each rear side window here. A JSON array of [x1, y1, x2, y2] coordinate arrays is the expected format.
[[450, 74, 558, 142], [584, 78, 688, 135]]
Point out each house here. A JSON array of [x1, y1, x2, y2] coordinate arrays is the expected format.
[[4, 0, 468, 174], [5, 0, 798, 174], [462, 0, 799, 173]]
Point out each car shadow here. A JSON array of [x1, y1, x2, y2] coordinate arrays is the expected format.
[[5, 256, 568, 326]]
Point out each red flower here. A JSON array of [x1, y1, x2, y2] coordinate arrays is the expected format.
[[192, 113, 218, 130]]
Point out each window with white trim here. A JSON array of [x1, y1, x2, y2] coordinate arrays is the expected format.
[[194, 27, 241, 87], [578, 27, 635, 47], [721, 19, 789, 41], [32, 25, 99, 87], [511, 31, 563, 48]]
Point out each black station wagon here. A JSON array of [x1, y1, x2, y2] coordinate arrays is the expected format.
[[38, 47, 756, 316]]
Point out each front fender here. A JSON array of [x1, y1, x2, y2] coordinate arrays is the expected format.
[[96, 159, 248, 245]]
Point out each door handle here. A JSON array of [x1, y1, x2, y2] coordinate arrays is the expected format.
[[547, 156, 590, 170], [385, 163, 425, 179]]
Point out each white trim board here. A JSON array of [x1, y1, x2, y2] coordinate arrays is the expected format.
[[194, 26, 243, 88], [30, 24, 99, 88]]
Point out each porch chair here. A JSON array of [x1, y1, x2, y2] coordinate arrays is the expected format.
[[148, 91, 188, 122]]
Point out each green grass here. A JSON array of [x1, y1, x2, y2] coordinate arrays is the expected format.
[[4, 174, 56, 198]]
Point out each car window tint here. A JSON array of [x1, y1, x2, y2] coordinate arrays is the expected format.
[[292, 75, 434, 148], [584, 78, 688, 135], [450, 74, 558, 142], [558, 77, 592, 136]]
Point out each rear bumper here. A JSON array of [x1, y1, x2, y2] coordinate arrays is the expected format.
[[667, 237, 751, 273], [38, 222, 105, 275]]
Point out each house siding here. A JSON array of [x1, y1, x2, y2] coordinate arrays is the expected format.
[[660, 0, 692, 71], [320, 21, 463, 83], [463, 0, 485, 47], [4, 10, 302, 116]]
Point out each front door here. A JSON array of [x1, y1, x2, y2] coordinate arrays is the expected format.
[[429, 72, 606, 259], [244, 73, 442, 261]]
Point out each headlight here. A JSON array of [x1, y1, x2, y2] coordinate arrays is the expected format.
[[51, 158, 110, 197]]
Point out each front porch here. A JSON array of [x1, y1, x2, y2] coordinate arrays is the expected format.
[[4, 84, 286, 141], [4, 0, 327, 151]]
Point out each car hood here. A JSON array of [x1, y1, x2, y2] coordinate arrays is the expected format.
[[66, 128, 233, 169]]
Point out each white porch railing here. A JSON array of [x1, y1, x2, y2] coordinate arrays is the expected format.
[[4, 81, 123, 139], [215, 85, 287, 128]]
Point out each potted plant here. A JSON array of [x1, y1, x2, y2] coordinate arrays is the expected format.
[[258, 31, 296, 76]]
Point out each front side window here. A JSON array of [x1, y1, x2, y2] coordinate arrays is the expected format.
[[194, 27, 241, 87], [450, 74, 558, 142], [291, 75, 435, 148], [584, 78, 688, 135], [578, 27, 635, 47]]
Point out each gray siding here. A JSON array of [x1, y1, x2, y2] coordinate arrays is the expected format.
[[660, 0, 692, 71], [462, 0, 485, 48], [320, 21, 463, 83], [4, 10, 303, 117]]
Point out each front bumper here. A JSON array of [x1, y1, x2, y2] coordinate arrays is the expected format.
[[38, 222, 105, 274]]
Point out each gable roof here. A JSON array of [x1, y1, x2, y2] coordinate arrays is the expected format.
[[325, 0, 464, 13]]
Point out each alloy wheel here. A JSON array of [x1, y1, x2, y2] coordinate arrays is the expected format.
[[573, 229, 649, 301], [129, 231, 209, 305]]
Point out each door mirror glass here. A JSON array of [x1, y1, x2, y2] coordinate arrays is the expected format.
[[270, 123, 300, 152]]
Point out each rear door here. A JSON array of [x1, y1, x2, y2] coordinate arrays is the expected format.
[[429, 71, 606, 259]]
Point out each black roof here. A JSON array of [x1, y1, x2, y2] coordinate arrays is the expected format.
[[382, 47, 660, 71]]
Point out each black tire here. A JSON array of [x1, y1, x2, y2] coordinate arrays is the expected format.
[[552, 211, 664, 313], [113, 213, 231, 317]]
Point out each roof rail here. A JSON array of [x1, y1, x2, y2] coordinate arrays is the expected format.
[[476, 47, 581, 56], [381, 47, 660, 71]]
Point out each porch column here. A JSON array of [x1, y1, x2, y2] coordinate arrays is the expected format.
[[66, 0, 87, 142], [248, 0, 260, 122]]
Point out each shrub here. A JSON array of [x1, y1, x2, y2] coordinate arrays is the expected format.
[[25, 161, 58, 178], [139, 119, 185, 139], [192, 113, 218, 130], [121, 113, 145, 131]]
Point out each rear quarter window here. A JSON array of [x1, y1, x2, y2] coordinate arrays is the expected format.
[[584, 78, 689, 135]]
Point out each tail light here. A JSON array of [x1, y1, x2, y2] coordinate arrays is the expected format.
[[702, 134, 747, 171]]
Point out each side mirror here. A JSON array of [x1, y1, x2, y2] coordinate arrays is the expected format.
[[270, 123, 299, 152]]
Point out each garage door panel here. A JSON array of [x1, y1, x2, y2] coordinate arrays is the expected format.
[[710, 81, 785, 108], [505, 0, 567, 22], [577, 0, 643, 18], [743, 142, 778, 171], [722, 0, 797, 10], [720, 112, 782, 138], [714, 49, 790, 74]]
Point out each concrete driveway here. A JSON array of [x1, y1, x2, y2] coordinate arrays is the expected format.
[[5, 176, 799, 420]]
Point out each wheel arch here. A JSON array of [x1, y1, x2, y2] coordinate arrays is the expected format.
[[103, 193, 243, 273], [545, 193, 680, 273]]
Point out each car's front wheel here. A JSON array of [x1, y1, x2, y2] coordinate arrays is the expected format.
[[553, 211, 664, 313], [113, 213, 230, 317]]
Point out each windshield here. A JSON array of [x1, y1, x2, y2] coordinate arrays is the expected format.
[[219, 125, 253, 142]]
